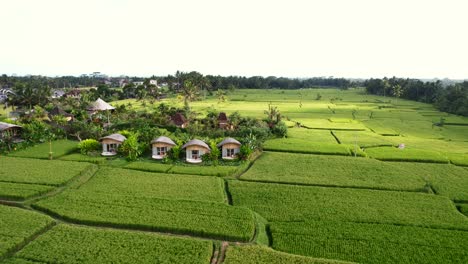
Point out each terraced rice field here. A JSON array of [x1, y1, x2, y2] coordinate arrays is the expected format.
[[2, 88, 468, 263]]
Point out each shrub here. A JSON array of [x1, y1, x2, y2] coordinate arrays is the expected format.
[[271, 121, 288, 137], [78, 139, 100, 155], [168, 145, 182, 161], [237, 145, 252, 161], [119, 133, 142, 161]]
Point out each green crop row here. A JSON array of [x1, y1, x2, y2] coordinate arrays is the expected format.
[[229, 181, 468, 230], [224, 245, 353, 264], [459, 204, 468, 216], [364, 146, 449, 163], [0, 182, 54, 200], [270, 221, 468, 264], [448, 153, 468, 167], [4, 224, 213, 264], [263, 138, 351, 156], [33, 191, 255, 241], [59, 153, 108, 164], [401, 162, 468, 202], [0, 156, 94, 186], [125, 161, 246, 177], [76, 167, 226, 203], [9, 140, 78, 159], [241, 152, 427, 192], [0, 205, 55, 260], [331, 130, 394, 147]]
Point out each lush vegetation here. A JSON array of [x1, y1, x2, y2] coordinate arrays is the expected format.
[[240, 152, 427, 191], [364, 77, 468, 116], [5, 224, 213, 264], [33, 168, 255, 241], [224, 245, 352, 264], [0, 205, 54, 260], [8, 140, 78, 159], [0, 156, 94, 186], [125, 160, 248, 177], [229, 181, 468, 230], [0, 182, 54, 200], [271, 220, 468, 264], [364, 146, 449, 163], [263, 138, 352, 156]]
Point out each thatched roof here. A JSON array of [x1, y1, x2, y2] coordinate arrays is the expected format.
[[0, 122, 22, 131], [217, 137, 241, 147], [49, 107, 74, 117], [218, 112, 228, 121], [151, 136, 176, 145], [171, 113, 187, 126], [88, 98, 115, 111], [100, 133, 126, 143], [182, 139, 210, 150]]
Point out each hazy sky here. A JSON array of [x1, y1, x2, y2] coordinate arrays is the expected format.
[[1, 0, 467, 79]]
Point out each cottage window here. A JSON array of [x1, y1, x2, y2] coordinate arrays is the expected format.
[[156, 147, 167, 156], [107, 143, 118, 153], [226, 148, 235, 157], [191, 150, 199, 160]]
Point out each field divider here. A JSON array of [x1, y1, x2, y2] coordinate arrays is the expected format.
[[0, 219, 57, 262], [237, 178, 430, 194], [23, 164, 99, 206], [231, 150, 263, 180]]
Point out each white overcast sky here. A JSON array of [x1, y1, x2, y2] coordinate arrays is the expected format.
[[0, 0, 467, 79]]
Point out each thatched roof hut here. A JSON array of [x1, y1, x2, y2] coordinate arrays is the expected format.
[[151, 136, 176, 160], [182, 139, 210, 163], [217, 137, 241, 147], [48, 107, 74, 121], [0, 122, 23, 142], [100, 133, 126, 156], [100, 133, 126, 143], [0, 122, 21, 131], [88, 98, 115, 111], [171, 113, 188, 128], [151, 136, 176, 146], [217, 137, 241, 159]]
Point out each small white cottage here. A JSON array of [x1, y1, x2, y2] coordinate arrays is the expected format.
[[151, 136, 176, 159], [217, 138, 241, 160], [100, 133, 126, 156], [181, 139, 210, 163]]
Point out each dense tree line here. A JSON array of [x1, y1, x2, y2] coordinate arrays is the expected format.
[[364, 77, 468, 116]]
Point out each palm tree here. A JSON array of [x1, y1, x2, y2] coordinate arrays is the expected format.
[[181, 80, 200, 112]]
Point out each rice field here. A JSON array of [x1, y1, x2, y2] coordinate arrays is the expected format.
[[2, 88, 468, 263]]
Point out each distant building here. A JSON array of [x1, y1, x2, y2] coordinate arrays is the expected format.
[[52, 90, 66, 98], [218, 112, 229, 129], [171, 113, 188, 128], [133, 81, 144, 87]]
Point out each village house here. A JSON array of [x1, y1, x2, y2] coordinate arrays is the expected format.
[[182, 139, 210, 163], [218, 112, 229, 129], [0, 122, 22, 142], [48, 106, 74, 122], [171, 113, 188, 128], [217, 138, 241, 159], [100, 133, 126, 156], [151, 136, 176, 159]]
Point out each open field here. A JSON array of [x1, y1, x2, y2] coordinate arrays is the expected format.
[[240, 152, 427, 191], [271, 221, 468, 264], [9, 140, 78, 159], [33, 168, 256, 241], [0, 205, 54, 260], [229, 181, 468, 230], [224, 245, 353, 264], [0, 157, 95, 200], [4, 224, 213, 264], [2, 88, 468, 263]]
